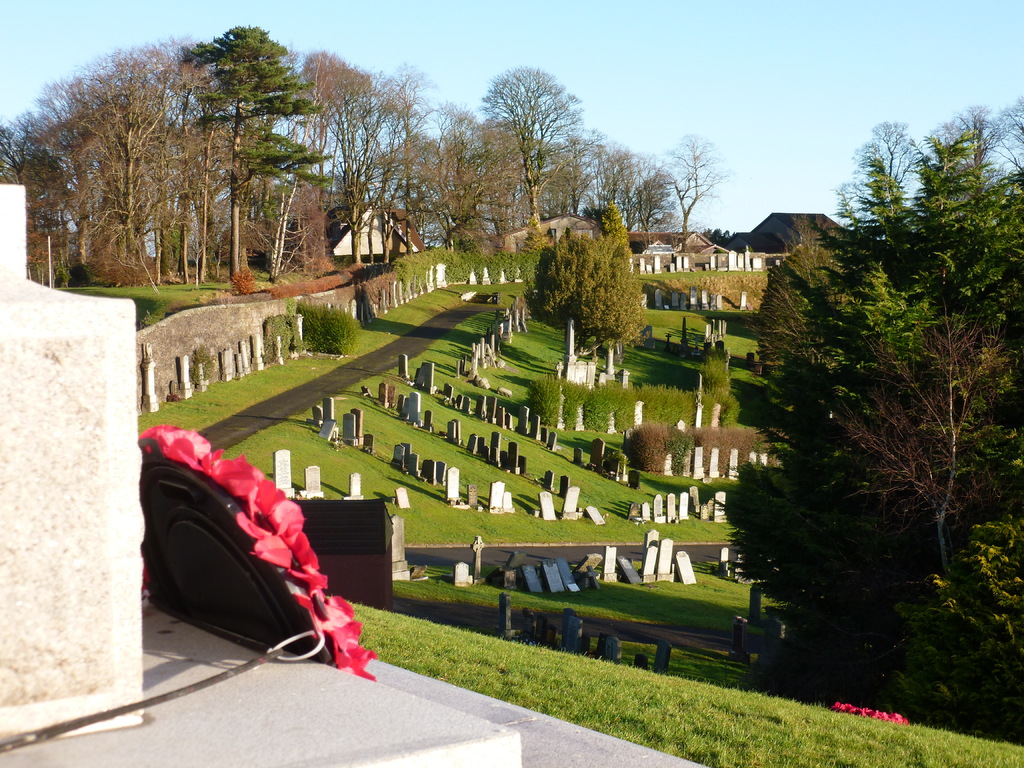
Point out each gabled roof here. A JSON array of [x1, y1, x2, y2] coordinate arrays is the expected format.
[[725, 212, 840, 254]]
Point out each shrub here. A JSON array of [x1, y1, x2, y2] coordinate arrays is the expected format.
[[527, 376, 563, 426], [629, 423, 671, 472], [561, 382, 589, 429], [883, 515, 1024, 743], [298, 301, 359, 355], [230, 268, 258, 295], [638, 384, 694, 426], [582, 385, 617, 431], [264, 314, 306, 359], [190, 346, 214, 383], [665, 429, 694, 473]]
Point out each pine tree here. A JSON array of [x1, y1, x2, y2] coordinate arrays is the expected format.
[[189, 27, 320, 275]]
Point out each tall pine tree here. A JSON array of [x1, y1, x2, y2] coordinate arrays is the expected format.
[[189, 26, 320, 275]]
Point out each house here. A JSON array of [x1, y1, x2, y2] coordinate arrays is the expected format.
[[725, 212, 839, 254], [502, 214, 600, 252], [328, 209, 425, 263], [628, 231, 718, 255]]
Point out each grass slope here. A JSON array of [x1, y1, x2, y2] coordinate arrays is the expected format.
[[360, 607, 1024, 768]]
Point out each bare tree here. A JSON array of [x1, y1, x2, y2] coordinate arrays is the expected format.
[[304, 51, 403, 264], [935, 105, 1002, 171], [481, 66, 586, 223], [838, 318, 1007, 572], [667, 135, 729, 238]]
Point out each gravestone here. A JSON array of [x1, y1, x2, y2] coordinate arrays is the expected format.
[[529, 414, 541, 439], [627, 469, 641, 489], [342, 413, 358, 445], [653, 640, 672, 673], [541, 559, 565, 592], [421, 459, 437, 485], [539, 491, 557, 521], [714, 491, 727, 522], [398, 354, 409, 378], [656, 538, 674, 581], [453, 562, 472, 587], [641, 544, 659, 583], [708, 447, 720, 479], [561, 609, 582, 652], [445, 466, 460, 502], [447, 419, 462, 446], [392, 444, 406, 468], [590, 438, 605, 468], [634, 654, 649, 670], [729, 448, 740, 479], [653, 494, 665, 523], [488, 481, 505, 512], [602, 546, 618, 582], [404, 451, 419, 476], [467, 434, 479, 454], [562, 486, 581, 520], [502, 491, 513, 514], [521, 565, 544, 593], [546, 431, 558, 451], [471, 536, 485, 583], [318, 418, 338, 441], [517, 405, 530, 434], [394, 486, 411, 509], [345, 472, 363, 500], [542, 470, 554, 491], [498, 592, 513, 639], [666, 493, 677, 523], [585, 506, 606, 525], [573, 447, 583, 465], [616, 556, 642, 585], [730, 617, 751, 663], [300, 465, 324, 499], [322, 397, 336, 423], [467, 484, 479, 507], [273, 449, 294, 498], [641, 502, 651, 521], [558, 475, 571, 497], [675, 551, 697, 584], [644, 529, 660, 548], [603, 636, 622, 663], [693, 446, 705, 480], [556, 559, 581, 593]]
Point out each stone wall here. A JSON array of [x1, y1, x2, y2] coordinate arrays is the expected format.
[[134, 269, 422, 413]]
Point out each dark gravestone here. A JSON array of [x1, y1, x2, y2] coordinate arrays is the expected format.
[[555, 558, 581, 593], [507, 441, 519, 472], [378, 381, 389, 406], [443, 383, 454, 402], [392, 444, 406, 468], [404, 452, 419, 476], [521, 564, 544, 593], [558, 475, 570, 497], [498, 450, 508, 470], [603, 636, 622, 663], [590, 438, 605, 468], [434, 461, 447, 486], [529, 414, 541, 439], [585, 566, 601, 590], [729, 616, 751, 663], [467, 484, 478, 507], [362, 434, 375, 455], [536, 615, 549, 644], [628, 469, 641, 489], [579, 634, 592, 656], [490, 431, 501, 458], [542, 470, 554, 491], [748, 586, 762, 625], [573, 447, 583, 465], [616, 556, 642, 585], [422, 410, 433, 432], [654, 640, 672, 673], [540, 559, 565, 592], [503, 568, 518, 590], [396, 393, 405, 414], [546, 431, 558, 451], [545, 626, 558, 649], [561, 609, 582, 653], [521, 608, 537, 641], [634, 653, 649, 670], [498, 592, 513, 639], [517, 455, 527, 476], [467, 434, 479, 454], [421, 459, 436, 484], [504, 551, 529, 570], [539, 427, 548, 445], [462, 397, 472, 415]]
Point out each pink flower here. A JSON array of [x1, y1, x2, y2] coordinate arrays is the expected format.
[[830, 702, 908, 725]]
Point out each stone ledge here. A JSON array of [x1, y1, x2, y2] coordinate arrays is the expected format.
[[2, 608, 520, 768]]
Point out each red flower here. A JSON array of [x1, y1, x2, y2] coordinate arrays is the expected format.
[[141, 425, 376, 678], [830, 702, 908, 725]]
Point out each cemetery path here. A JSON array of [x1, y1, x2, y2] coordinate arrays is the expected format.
[[202, 302, 496, 450], [392, 596, 760, 655]]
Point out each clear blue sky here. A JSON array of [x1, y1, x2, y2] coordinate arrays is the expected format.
[[2, 0, 1020, 233]]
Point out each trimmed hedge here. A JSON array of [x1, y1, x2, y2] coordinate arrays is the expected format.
[[298, 301, 360, 355]]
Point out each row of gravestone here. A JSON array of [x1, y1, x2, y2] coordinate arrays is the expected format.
[[627, 488, 726, 524], [270, 448, 364, 500], [502, 599, 676, 672], [309, 397, 368, 447], [390, 442, 516, 513]]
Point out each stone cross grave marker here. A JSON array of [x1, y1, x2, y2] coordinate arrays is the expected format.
[[471, 536, 485, 583], [467, 483, 478, 507]]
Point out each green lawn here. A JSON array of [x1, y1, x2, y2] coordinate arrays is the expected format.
[[395, 561, 752, 630], [360, 607, 1024, 768], [63, 282, 231, 324]]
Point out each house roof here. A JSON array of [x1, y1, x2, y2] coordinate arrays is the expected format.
[[327, 208, 425, 253], [725, 212, 840, 254], [627, 231, 717, 254]]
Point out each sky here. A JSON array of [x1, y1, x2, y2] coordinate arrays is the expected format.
[[2, 0, 1021, 234]]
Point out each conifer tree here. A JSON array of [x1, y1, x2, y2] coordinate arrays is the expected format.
[[189, 26, 320, 275]]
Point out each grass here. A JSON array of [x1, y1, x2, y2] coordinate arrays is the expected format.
[[394, 561, 752, 630], [63, 282, 231, 324], [359, 606, 1024, 768]]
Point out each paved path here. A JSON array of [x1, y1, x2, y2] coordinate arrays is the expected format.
[[202, 302, 496, 450]]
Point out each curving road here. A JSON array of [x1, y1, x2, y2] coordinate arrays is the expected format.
[[202, 302, 496, 450]]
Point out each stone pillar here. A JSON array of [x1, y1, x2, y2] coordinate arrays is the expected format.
[[140, 343, 159, 413], [0, 184, 144, 737]]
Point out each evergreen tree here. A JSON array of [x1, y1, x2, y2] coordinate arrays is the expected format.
[[600, 202, 630, 257], [528, 230, 644, 355], [732, 129, 1024, 706], [189, 26, 320, 275]]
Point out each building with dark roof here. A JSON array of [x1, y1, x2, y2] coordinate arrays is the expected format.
[[725, 212, 840, 254]]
